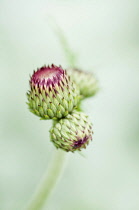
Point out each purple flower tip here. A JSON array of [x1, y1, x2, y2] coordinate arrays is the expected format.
[[30, 64, 65, 88], [73, 136, 90, 149]]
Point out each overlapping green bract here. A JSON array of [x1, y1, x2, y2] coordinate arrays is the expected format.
[[50, 111, 93, 152], [67, 68, 99, 98], [27, 65, 80, 119]]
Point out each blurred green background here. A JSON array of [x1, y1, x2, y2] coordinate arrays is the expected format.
[[0, 0, 139, 210]]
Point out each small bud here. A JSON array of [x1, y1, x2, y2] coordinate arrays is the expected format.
[[50, 110, 93, 152], [27, 65, 80, 119], [67, 68, 99, 98]]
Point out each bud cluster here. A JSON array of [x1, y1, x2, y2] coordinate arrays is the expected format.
[[27, 64, 98, 152]]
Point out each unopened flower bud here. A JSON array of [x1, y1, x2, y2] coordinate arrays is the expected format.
[[68, 68, 99, 98], [50, 110, 93, 152], [27, 64, 80, 119]]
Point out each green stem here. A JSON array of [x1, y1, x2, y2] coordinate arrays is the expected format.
[[25, 150, 66, 210]]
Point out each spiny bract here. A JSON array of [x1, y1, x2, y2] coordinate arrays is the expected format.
[[50, 110, 93, 152], [27, 64, 80, 119], [67, 68, 99, 98]]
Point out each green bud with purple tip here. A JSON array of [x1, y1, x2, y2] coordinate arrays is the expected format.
[[50, 110, 93, 152], [27, 64, 80, 119]]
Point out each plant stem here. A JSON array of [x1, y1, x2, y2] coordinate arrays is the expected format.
[[25, 150, 66, 210]]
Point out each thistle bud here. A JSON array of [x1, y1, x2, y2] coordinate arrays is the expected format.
[[27, 64, 80, 119], [67, 68, 99, 98], [50, 110, 93, 152]]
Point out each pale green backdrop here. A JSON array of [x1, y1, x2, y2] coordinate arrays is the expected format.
[[0, 0, 139, 210]]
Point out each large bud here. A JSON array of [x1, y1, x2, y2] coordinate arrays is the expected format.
[[27, 64, 80, 119], [67, 68, 99, 98], [50, 110, 93, 152]]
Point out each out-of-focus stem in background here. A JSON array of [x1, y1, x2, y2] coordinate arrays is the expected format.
[[47, 16, 77, 67]]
